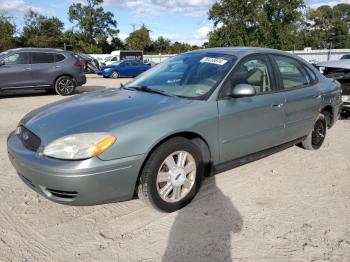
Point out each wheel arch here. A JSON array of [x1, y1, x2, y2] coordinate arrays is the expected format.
[[133, 131, 212, 196], [320, 104, 334, 128], [54, 74, 76, 86]]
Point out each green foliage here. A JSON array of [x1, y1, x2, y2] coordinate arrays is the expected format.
[[22, 9, 64, 48], [0, 14, 16, 51], [68, 0, 118, 44], [208, 0, 305, 50], [126, 25, 152, 50], [299, 4, 350, 49]]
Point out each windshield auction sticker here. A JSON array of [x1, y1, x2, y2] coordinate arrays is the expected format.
[[200, 57, 228, 65]]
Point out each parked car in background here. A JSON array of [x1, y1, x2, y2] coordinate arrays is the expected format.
[[340, 54, 350, 59], [99, 60, 151, 78], [76, 53, 100, 74], [0, 48, 86, 96], [7, 48, 342, 212], [102, 50, 144, 66], [317, 59, 350, 116]]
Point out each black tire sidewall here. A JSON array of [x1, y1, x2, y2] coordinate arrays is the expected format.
[[143, 138, 204, 212], [55, 76, 76, 96]]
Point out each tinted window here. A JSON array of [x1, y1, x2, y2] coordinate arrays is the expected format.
[[32, 52, 55, 64], [227, 56, 273, 95], [55, 54, 66, 62], [3, 53, 29, 65], [274, 56, 310, 89]]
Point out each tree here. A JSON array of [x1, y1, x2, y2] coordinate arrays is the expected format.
[[126, 24, 152, 50], [207, 0, 305, 50], [68, 0, 118, 48], [0, 14, 16, 51], [22, 9, 64, 48], [301, 4, 350, 49], [152, 36, 172, 54]]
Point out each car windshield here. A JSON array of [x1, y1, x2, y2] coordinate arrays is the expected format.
[[125, 52, 236, 99]]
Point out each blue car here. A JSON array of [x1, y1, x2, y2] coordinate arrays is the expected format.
[[99, 60, 151, 78]]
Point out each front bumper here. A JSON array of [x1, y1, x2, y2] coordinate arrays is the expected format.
[[7, 132, 146, 206]]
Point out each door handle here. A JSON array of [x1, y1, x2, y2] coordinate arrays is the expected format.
[[24, 68, 31, 71], [271, 103, 283, 108], [313, 94, 322, 99]]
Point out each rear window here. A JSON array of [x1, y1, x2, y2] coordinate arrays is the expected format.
[[32, 52, 55, 64]]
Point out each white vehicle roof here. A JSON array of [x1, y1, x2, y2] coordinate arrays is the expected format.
[[317, 59, 350, 70]]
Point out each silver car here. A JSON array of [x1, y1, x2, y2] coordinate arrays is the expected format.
[[0, 48, 86, 96], [7, 48, 343, 212]]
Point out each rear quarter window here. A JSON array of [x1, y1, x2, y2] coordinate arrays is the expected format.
[[55, 54, 66, 62]]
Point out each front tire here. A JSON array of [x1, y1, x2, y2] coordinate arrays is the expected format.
[[301, 113, 327, 150], [138, 137, 203, 212], [111, 71, 119, 79], [55, 76, 76, 96]]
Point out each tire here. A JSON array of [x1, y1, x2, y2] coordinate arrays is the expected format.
[[111, 71, 119, 79], [55, 76, 76, 96], [301, 113, 327, 150], [138, 137, 204, 212]]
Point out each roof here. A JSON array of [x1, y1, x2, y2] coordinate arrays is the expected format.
[[190, 47, 297, 59], [4, 47, 68, 53], [317, 59, 350, 70]]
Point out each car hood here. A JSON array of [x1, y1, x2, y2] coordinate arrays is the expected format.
[[20, 88, 192, 144]]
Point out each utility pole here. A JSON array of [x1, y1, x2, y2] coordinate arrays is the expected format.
[[131, 24, 136, 32]]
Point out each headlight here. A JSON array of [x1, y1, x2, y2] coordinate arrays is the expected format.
[[43, 133, 116, 160]]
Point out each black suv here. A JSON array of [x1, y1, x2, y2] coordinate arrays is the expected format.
[[0, 48, 86, 96]]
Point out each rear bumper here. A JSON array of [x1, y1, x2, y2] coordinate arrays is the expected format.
[[7, 132, 146, 206], [76, 74, 87, 86]]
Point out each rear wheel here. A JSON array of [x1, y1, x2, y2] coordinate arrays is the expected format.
[[55, 76, 76, 96], [301, 113, 327, 150], [111, 71, 119, 79], [138, 137, 203, 212]]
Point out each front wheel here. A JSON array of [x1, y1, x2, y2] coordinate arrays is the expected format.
[[138, 137, 203, 212], [301, 113, 327, 150], [55, 76, 76, 96], [111, 71, 119, 79]]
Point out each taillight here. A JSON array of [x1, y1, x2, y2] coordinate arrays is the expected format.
[[74, 60, 83, 67]]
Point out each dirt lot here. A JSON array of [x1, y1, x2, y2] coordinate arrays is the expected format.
[[0, 75, 350, 262]]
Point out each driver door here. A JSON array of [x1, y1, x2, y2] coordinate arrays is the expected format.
[[218, 54, 286, 162], [0, 52, 32, 89]]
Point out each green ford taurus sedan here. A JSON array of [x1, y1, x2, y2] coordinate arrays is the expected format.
[[7, 48, 343, 212]]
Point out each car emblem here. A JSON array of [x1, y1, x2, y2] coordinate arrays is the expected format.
[[22, 132, 29, 141]]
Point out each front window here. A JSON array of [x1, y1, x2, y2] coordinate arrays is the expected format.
[[3, 53, 29, 65], [126, 52, 236, 98]]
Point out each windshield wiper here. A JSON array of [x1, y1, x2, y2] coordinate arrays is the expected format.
[[122, 86, 175, 97]]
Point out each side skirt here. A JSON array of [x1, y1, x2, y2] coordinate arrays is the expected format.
[[212, 137, 305, 175]]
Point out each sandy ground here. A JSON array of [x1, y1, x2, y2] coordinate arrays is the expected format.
[[0, 75, 350, 262]]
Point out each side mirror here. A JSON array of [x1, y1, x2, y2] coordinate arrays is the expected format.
[[0, 60, 5, 66], [231, 84, 256, 98]]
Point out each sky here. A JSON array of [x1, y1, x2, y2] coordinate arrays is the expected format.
[[0, 0, 349, 46]]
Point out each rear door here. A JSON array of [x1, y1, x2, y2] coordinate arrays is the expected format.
[[0, 52, 32, 89], [218, 54, 286, 162], [271, 55, 321, 142], [30, 52, 57, 87]]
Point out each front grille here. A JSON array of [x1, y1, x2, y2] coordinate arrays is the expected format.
[[17, 126, 41, 151], [45, 188, 78, 200]]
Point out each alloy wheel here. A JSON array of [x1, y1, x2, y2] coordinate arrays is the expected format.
[[156, 151, 197, 203], [57, 79, 74, 95]]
